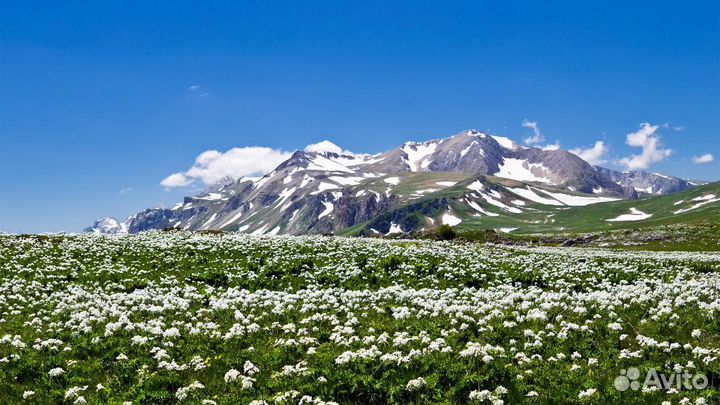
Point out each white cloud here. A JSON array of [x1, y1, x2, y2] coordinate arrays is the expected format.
[[160, 173, 193, 188], [569, 141, 609, 166], [618, 123, 672, 170], [160, 140, 360, 189], [187, 84, 209, 98], [304, 140, 354, 155], [160, 146, 293, 189], [541, 141, 561, 151], [692, 153, 714, 164], [661, 123, 684, 132], [119, 187, 132, 195], [522, 119, 544, 145]]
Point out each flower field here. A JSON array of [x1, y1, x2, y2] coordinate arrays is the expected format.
[[1, 232, 719, 404]]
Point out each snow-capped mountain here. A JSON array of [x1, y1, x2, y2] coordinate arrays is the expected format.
[[206, 176, 237, 193], [89, 130, 704, 235], [594, 167, 695, 197], [83, 217, 130, 234]]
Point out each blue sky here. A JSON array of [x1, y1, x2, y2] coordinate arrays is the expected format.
[[1, 0, 718, 233]]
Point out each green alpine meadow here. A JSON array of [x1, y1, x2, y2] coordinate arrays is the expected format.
[[1, 232, 718, 404], [2, 2, 719, 405]]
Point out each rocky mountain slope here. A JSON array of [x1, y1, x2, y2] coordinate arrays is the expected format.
[[84, 217, 129, 234], [594, 167, 696, 196], [341, 180, 719, 236], [87, 130, 707, 235]]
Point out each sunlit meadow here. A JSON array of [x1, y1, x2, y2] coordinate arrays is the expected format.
[[1, 232, 718, 404]]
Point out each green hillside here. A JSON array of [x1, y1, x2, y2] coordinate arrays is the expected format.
[[341, 178, 719, 236], [458, 181, 720, 234]]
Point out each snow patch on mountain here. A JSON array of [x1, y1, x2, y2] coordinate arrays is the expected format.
[[492, 136, 517, 149], [410, 189, 439, 198], [300, 174, 313, 188], [251, 225, 268, 235], [467, 181, 485, 191], [402, 141, 438, 171], [386, 222, 403, 234], [328, 176, 365, 186], [460, 141, 478, 158], [537, 190, 620, 206], [466, 199, 499, 216], [195, 193, 224, 201], [507, 187, 563, 206], [201, 213, 218, 229], [442, 212, 462, 226], [312, 182, 340, 194], [494, 158, 555, 184], [276, 187, 297, 206], [306, 155, 355, 173], [606, 207, 652, 222], [219, 210, 244, 228], [673, 194, 719, 214], [476, 191, 523, 213], [318, 200, 334, 219]]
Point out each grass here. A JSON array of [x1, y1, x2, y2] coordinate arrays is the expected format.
[[1, 232, 719, 404], [343, 178, 719, 239]]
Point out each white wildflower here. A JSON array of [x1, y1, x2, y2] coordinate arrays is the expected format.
[[48, 367, 65, 377], [578, 388, 597, 398], [406, 377, 427, 391]]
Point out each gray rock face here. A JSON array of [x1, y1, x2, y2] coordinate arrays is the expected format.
[[425, 131, 504, 174], [373, 130, 623, 195], [333, 192, 399, 230], [88, 129, 698, 235], [358, 196, 449, 235], [206, 176, 237, 193], [509, 147, 624, 194], [594, 167, 693, 196], [126, 206, 204, 233], [621, 186, 639, 200]]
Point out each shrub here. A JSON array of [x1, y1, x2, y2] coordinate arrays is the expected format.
[[437, 224, 457, 240]]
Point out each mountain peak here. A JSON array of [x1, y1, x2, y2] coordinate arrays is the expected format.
[[463, 129, 489, 138], [84, 217, 128, 234], [206, 176, 237, 193]]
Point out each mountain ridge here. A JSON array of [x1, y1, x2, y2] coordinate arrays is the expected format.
[[87, 130, 707, 235]]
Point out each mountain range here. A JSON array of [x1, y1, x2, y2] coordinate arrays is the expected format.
[[87, 130, 714, 236]]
